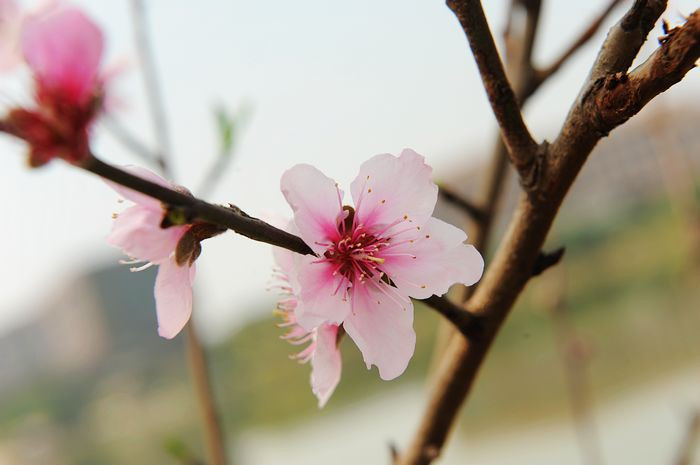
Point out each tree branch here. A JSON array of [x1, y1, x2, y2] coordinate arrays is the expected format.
[[534, 0, 624, 90], [588, 0, 667, 82], [420, 296, 483, 339], [437, 183, 488, 223], [82, 155, 315, 255], [397, 3, 700, 464], [131, 0, 172, 176], [446, 0, 540, 188]]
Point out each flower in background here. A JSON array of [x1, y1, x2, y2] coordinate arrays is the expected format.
[[0, 0, 22, 70], [2, 3, 105, 166], [273, 230, 342, 407], [106, 166, 224, 339], [280, 149, 484, 380]]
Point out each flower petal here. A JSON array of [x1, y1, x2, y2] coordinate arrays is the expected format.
[[154, 257, 195, 339], [281, 164, 343, 254], [379, 217, 484, 299], [0, 0, 21, 71], [295, 256, 352, 330], [350, 149, 437, 233], [104, 165, 173, 208], [343, 281, 415, 380], [107, 205, 187, 263], [22, 5, 103, 104], [310, 324, 342, 408], [272, 220, 302, 293]]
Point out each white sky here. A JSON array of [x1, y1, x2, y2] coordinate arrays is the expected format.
[[0, 0, 697, 339]]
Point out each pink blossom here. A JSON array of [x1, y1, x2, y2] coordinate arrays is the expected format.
[[3, 3, 105, 166], [280, 149, 483, 380], [106, 166, 195, 339], [22, 4, 104, 106], [273, 235, 342, 407]]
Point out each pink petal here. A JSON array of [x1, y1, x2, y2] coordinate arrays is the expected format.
[[295, 256, 352, 330], [380, 217, 484, 299], [280, 164, 343, 254], [343, 281, 416, 380], [22, 5, 103, 104], [310, 324, 342, 408], [0, 0, 21, 71], [104, 165, 174, 208], [154, 257, 196, 339], [350, 149, 437, 233], [107, 205, 187, 263], [272, 220, 302, 293]]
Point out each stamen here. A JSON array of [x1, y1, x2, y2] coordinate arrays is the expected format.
[[129, 262, 155, 272]]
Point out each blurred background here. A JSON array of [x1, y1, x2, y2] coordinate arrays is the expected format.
[[0, 0, 699, 464]]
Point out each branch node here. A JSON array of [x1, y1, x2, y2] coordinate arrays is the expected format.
[[532, 246, 566, 276]]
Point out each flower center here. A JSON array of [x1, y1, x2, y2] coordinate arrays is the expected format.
[[323, 206, 387, 285]]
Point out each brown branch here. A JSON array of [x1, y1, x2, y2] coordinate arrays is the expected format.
[[534, 0, 624, 91], [437, 183, 488, 223], [548, 274, 605, 465], [185, 322, 227, 465], [131, 0, 172, 176], [591, 13, 700, 133], [397, 3, 700, 464], [101, 114, 160, 165], [447, 0, 540, 188], [81, 155, 315, 255], [420, 296, 483, 339], [673, 410, 700, 465], [589, 0, 667, 82]]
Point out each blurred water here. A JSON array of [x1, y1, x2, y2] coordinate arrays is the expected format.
[[238, 365, 700, 465]]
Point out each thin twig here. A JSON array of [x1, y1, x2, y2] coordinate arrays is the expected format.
[[420, 296, 482, 339], [672, 410, 700, 465], [534, 0, 624, 90], [129, 4, 229, 464], [185, 322, 227, 465], [437, 183, 487, 223], [446, 0, 540, 188], [83, 154, 314, 255], [101, 114, 159, 165], [131, 0, 172, 177], [548, 272, 605, 465]]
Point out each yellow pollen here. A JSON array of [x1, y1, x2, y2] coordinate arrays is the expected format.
[[368, 188, 372, 193], [421, 285, 426, 289], [403, 215, 408, 220], [112, 213, 118, 219], [381, 199, 386, 204], [425, 234, 430, 238], [365, 256, 385, 264]]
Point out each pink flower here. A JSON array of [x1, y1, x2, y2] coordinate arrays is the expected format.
[[22, 4, 104, 106], [280, 149, 484, 380], [273, 232, 342, 407], [3, 4, 105, 166], [106, 167, 198, 339]]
